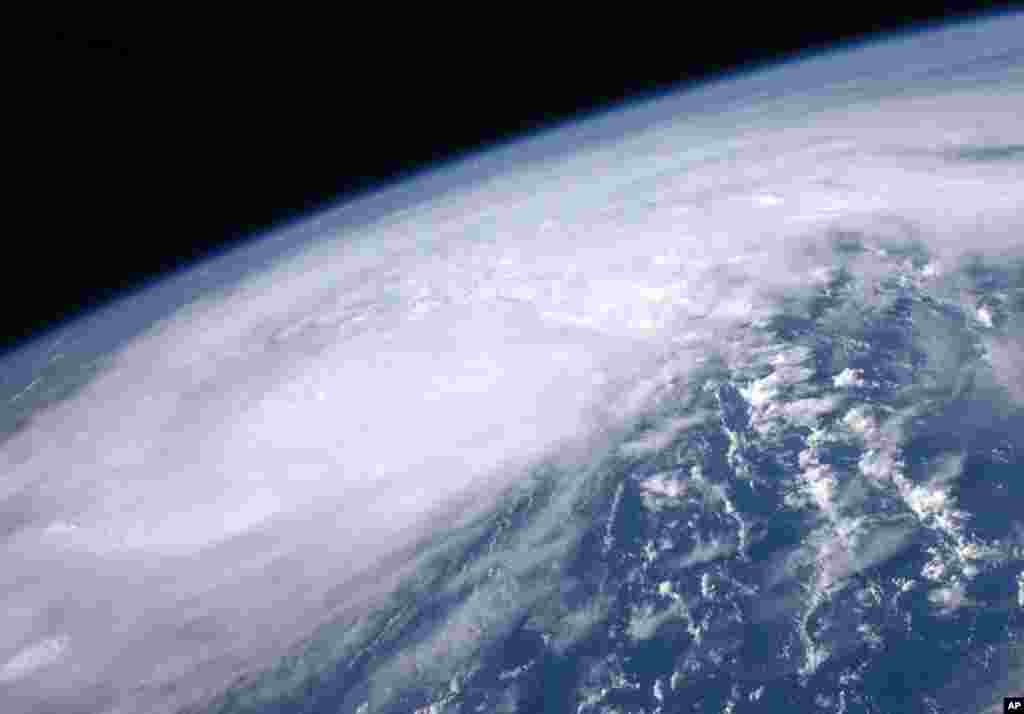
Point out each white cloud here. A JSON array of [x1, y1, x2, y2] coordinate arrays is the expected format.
[[928, 582, 973, 614], [675, 535, 738, 570], [833, 368, 865, 388], [984, 334, 1024, 405], [0, 636, 70, 683], [620, 411, 709, 456], [639, 472, 688, 500]]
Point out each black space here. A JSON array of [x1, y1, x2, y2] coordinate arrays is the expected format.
[[12, 6, 1015, 355]]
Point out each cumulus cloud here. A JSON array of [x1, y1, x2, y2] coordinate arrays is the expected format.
[[833, 368, 865, 388], [675, 535, 739, 570], [928, 582, 974, 614]]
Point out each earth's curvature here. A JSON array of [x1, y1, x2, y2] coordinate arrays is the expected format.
[[2, 14, 1024, 714]]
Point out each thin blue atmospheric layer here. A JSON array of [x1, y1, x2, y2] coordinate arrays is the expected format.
[[200, 233, 1024, 713]]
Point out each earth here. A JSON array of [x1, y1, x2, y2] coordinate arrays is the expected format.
[[3, 14, 1024, 714]]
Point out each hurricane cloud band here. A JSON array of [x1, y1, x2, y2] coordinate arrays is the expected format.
[[1, 14, 1023, 714]]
